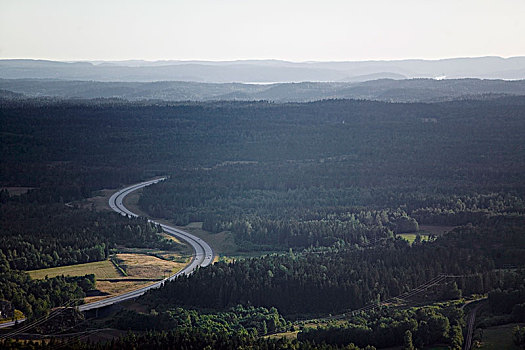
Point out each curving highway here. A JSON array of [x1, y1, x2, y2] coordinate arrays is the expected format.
[[79, 177, 214, 311], [0, 178, 213, 329]]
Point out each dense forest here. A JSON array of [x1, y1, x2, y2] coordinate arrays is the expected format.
[[2, 97, 525, 191], [1, 96, 524, 347], [4, 96, 523, 250], [140, 167, 524, 249], [139, 219, 525, 316]]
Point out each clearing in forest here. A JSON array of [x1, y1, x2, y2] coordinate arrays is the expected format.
[[397, 233, 431, 244], [27, 260, 120, 280]]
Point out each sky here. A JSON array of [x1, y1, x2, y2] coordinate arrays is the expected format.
[[1, 0, 525, 62]]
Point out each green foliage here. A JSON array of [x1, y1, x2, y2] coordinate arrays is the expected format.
[[298, 304, 463, 348], [112, 305, 290, 336], [141, 221, 524, 315], [0, 269, 93, 318], [403, 329, 415, 350], [140, 167, 525, 250], [513, 325, 525, 348]]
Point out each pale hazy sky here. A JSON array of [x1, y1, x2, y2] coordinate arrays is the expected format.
[[1, 0, 524, 61]]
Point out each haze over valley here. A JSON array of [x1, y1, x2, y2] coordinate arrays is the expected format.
[[2, 56, 525, 82]]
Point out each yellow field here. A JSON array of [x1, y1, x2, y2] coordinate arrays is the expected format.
[[27, 260, 121, 279], [118, 247, 189, 262], [115, 253, 187, 279], [85, 281, 152, 303]]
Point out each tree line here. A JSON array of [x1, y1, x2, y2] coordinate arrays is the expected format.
[[298, 303, 464, 349], [111, 304, 291, 336]]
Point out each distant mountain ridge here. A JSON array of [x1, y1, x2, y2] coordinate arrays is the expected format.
[[2, 78, 525, 103], [1, 56, 525, 83]]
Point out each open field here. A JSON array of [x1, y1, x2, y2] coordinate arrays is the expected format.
[[266, 320, 348, 341], [264, 330, 299, 340], [115, 253, 186, 279], [216, 250, 287, 264], [28, 253, 188, 303], [397, 233, 431, 244], [176, 222, 237, 257], [89, 253, 187, 302], [157, 221, 228, 263], [117, 247, 190, 263], [27, 260, 121, 279], [28, 253, 186, 281], [87, 189, 116, 212], [85, 280, 153, 303], [397, 225, 457, 244], [478, 323, 523, 350], [66, 188, 115, 212]]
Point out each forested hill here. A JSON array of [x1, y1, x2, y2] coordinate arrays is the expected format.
[[0, 97, 522, 197], [2, 78, 525, 102]]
